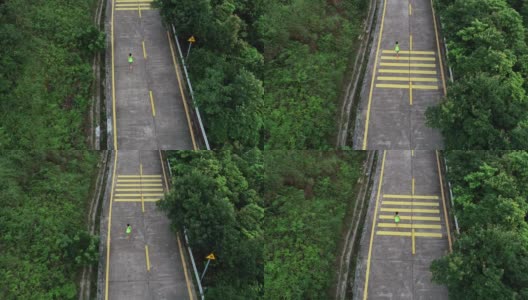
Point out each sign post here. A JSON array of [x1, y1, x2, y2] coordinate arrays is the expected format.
[[186, 35, 196, 59], [200, 253, 215, 282]]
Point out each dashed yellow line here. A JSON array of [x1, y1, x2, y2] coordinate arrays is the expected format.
[[142, 41, 147, 59], [145, 245, 151, 272], [412, 229, 416, 254], [409, 3, 412, 15], [363, 151, 387, 300], [149, 90, 156, 117]]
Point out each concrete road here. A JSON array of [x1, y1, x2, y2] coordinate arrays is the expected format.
[[354, 150, 451, 299], [353, 0, 445, 150], [101, 150, 195, 300], [107, 0, 195, 150]]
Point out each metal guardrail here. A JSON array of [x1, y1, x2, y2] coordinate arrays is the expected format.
[[432, 0, 454, 83], [442, 156, 460, 235], [166, 159, 205, 300], [170, 25, 210, 150]]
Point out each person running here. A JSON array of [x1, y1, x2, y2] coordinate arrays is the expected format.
[[126, 224, 132, 240], [128, 53, 134, 71], [394, 41, 400, 58], [394, 212, 400, 229]]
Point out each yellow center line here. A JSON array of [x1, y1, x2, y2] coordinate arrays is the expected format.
[[409, 3, 412, 15], [412, 229, 416, 254], [363, 150, 387, 300], [178, 233, 195, 300], [145, 245, 151, 271], [167, 31, 198, 150], [105, 150, 118, 300], [111, 0, 117, 150], [431, 0, 447, 94], [412, 177, 415, 195], [149, 90, 156, 117], [411, 149, 414, 156], [436, 151, 452, 252], [362, 0, 388, 150], [142, 41, 147, 59]]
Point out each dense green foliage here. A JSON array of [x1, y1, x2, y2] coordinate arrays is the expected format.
[[431, 151, 528, 299], [0, 151, 100, 299], [264, 151, 366, 299], [155, 0, 265, 149], [263, 0, 368, 149], [159, 150, 264, 299], [426, 0, 528, 149], [0, 0, 105, 149]]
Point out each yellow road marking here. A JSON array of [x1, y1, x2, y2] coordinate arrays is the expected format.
[[378, 223, 442, 229], [145, 245, 151, 272], [149, 90, 156, 117], [111, 0, 117, 150], [431, 0, 447, 94], [436, 151, 452, 252], [142, 41, 147, 59], [384, 194, 438, 199], [382, 201, 439, 206], [412, 229, 416, 254], [177, 233, 195, 300], [380, 62, 436, 67], [380, 215, 440, 221], [116, 188, 164, 192], [382, 50, 435, 55], [117, 179, 162, 182], [412, 177, 415, 195], [363, 151, 386, 300], [115, 3, 151, 6], [116, 183, 163, 187], [115, 0, 153, 2], [379, 69, 437, 74], [115, 193, 164, 197], [115, 7, 153, 11], [410, 34, 413, 51], [167, 31, 198, 150], [376, 84, 438, 90], [409, 3, 412, 15], [410, 82, 413, 105], [105, 150, 118, 300], [377, 231, 443, 238], [381, 208, 439, 213], [114, 199, 160, 202], [377, 77, 438, 82], [362, 0, 388, 150], [118, 174, 162, 178], [380, 56, 436, 61]]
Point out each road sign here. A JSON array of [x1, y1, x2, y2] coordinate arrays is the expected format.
[[188, 36, 196, 43], [206, 253, 215, 260]]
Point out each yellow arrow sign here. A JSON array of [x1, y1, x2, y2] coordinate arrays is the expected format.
[[188, 36, 196, 43], [206, 253, 215, 260]]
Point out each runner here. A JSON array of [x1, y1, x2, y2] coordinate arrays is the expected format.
[[394, 212, 400, 230], [394, 41, 400, 58], [128, 53, 134, 71], [126, 224, 132, 240]]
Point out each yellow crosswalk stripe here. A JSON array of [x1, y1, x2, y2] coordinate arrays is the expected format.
[[381, 56, 436, 61], [377, 77, 438, 82], [118, 175, 162, 178], [114, 199, 160, 202], [377, 223, 442, 229], [382, 201, 439, 206], [380, 62, 436, 68], [380, 208, 440, 213], [116, 184, 163, 187], [379, 69, 437, 75], [383, 194, 439, 199], [379, 215, 440, 221], [377, 231, 443, 238], [115, 188, 164, 192], [117, 179, 162, 182], [376, 84, 438, 90], [382, 50, 435, 55]]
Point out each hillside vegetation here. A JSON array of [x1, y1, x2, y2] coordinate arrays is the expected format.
[[431, 151, 528, 298], [0, 151, 100, 299], [0, 0, 104, 149]]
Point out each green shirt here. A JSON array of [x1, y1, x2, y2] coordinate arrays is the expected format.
[[126, 226, 132, 234], [394, 215, 400, 223], [394, 45, 400, 52], [128, 56, 134, 63]]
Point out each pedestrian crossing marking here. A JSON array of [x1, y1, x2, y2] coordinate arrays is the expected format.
[[115, 188, 164, 192], [115, 193, 164, 197], [382, 201, 439, 206], [380, 56, 436, 61], [116, 184, 163, 187], [382, 50, 435, 55], [380, 62, 436, 68], [117, 179, 162, 182], [380, 208, 440, 214], [113, 174, 165, 202], [115, 199, 161, 202], [379, 69, 437, 75], [378, 223, 441, 229], [376, 84, 438, 90], [383, 194, 439, 199], [378, 76, 437, 82], [379, 215, 440, 221], [377, 231, 442, 238], [118, 174, 161, 178]]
